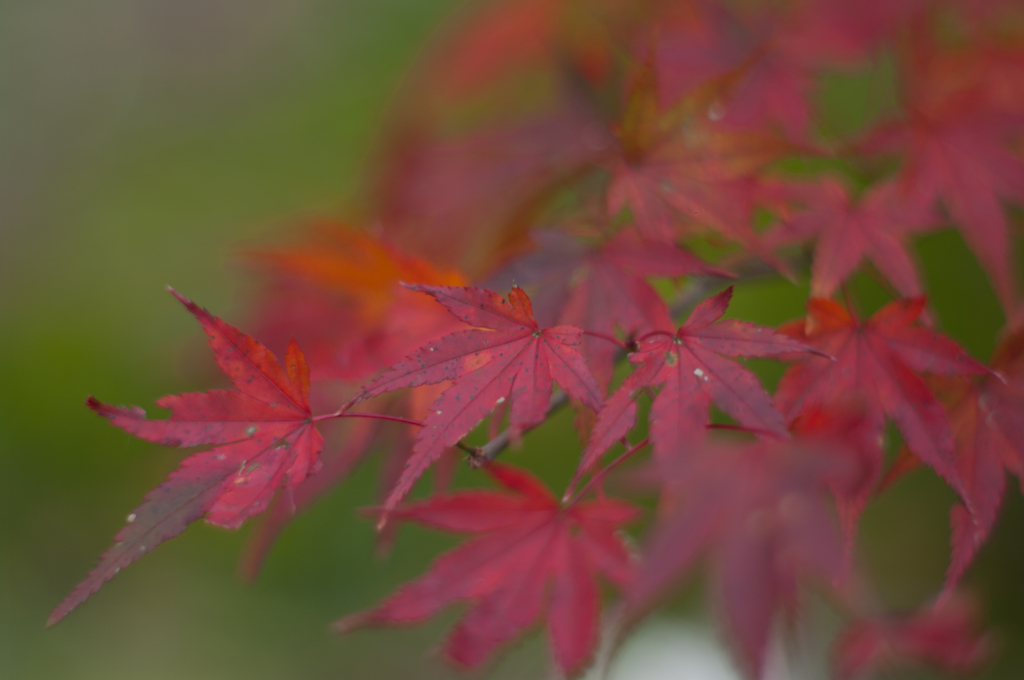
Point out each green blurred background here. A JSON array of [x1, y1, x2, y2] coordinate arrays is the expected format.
[[2, 1, 1023, 679]]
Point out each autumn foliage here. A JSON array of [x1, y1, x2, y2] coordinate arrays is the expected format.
[[51, 0, 1024, 677]]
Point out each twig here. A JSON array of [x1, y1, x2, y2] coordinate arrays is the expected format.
[[466, 391, 570, 467]]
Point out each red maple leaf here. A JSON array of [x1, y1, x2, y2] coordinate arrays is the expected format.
[[627, 419, 873, 676], [352, 285, 604, 513], [867, 114, 1024, 309], [863, 34, 1024, 309], [939, 324, 1024, 594], [377, 106, 612, 271], [239, 383, 456, 579], [485, 230, 731, 386], [336, 462, 638, 675], [833, 597, 991, 680], [606, 55, 794, 269], [775, 298, 989, 504], [766, 178, 936, 299], [422, 0, 559, 97], [578, 286, 820, 474], [652, 0, 908, 141], [607, 139, 789, 259], [412, 0, 639, 99], [238, 416, 380, 581], [48, 289, 326, 625]]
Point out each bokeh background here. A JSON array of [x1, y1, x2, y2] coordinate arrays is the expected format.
[[2, 1, 1023, 679]]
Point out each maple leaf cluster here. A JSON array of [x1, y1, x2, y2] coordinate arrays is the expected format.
[[52, 0, 1024, 678]]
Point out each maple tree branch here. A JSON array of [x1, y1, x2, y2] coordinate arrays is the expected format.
[[465, 391, 570, 468], [460, 250, 809, 468], [455, 440, 480, 455]]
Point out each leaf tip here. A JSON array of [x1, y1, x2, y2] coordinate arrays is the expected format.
[[166, 286, 196, 311], [86, 395, 138, 421], [401, 282, 434, 295], [332, 613, 369, 634]]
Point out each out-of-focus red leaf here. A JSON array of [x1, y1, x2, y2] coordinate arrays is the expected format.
[[766, 178, 937, 299], [486, 230, 732, 386], [628, 420, 874, 677], [776, 298, 988, 506], [336, 462, 638, 676], [248, 225, 467, 382], [377, 107, 612, 274], [50, 289, 326, 625], [415, 0, 640, 98], [866, 114, 1024, 309], [425, 0, 560, 97], [651, 0, 919, 141], [790, 400, 883, 555], [607, 56, 796, 271], [608, 134, 793, 260], [940, 324, 1024, 595], [833, 597, 991, 679], [863, 33, 1024, 309]]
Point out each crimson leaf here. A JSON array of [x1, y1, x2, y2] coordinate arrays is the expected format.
[[49, 288, 324, 625], [336, 462, 638, 675]]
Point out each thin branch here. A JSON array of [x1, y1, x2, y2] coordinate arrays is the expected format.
[[466, 391, 570, 467], [455, 440, 479, 455]]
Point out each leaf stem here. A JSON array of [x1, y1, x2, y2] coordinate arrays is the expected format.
[[636, 329, 675, 343], [564, 438, 649, 506], [313, 412, 424, 428], [582, 329, 631, 350], [840, 281, 858, 318]]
